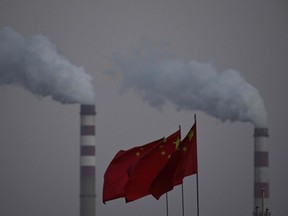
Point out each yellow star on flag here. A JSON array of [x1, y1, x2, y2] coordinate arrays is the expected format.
[[188, 129, 194, 141], [173, 137, 181, 150]]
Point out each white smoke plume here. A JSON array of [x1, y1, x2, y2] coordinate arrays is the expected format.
[[0, 27, 95, 104], [109, 41, 267, 127]]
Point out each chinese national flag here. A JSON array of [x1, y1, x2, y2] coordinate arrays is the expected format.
[[177, 122, 198, 179], [124, 129, 181, 202], [102, 137, 164, 203], [149, 123, 198, 199]]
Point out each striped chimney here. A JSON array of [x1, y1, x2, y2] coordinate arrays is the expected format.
[[253, 128, 270, 216], [80, 105, 96, 216]]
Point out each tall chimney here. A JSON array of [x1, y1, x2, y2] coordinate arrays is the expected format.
[[253, 128, 270, 216], [80, 105, 96, 216]]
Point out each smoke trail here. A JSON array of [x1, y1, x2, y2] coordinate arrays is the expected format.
[[109, 41, 267, 127], [0, 27, 95, 104]]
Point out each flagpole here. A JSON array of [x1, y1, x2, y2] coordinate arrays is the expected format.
[[265, 208, 270, 216], [196, 173, 200, 216], [255, 205, 259, 216], [166, 193, 169, 216], [194, 114, 200, 216], [179, 124, 185, 216], [262, 188, 265, 216], [181, 183, 185, 216]]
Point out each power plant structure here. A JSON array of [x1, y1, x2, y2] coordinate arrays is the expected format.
[[254, 128, 270, 216], [80, 105, 96, 216]]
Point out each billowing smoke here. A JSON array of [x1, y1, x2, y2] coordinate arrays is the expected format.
[[109, 42, 267, 127], [0, 27, 95, 104]]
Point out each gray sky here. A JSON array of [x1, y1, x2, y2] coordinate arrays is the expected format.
[[0, 0, 287, 216]]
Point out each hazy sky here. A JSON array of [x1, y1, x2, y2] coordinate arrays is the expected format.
[[0, 0, 287, 216]]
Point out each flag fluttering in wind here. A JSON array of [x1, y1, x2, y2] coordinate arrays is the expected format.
[[124, 129, 181, 202], [102, 124, 198, 203], [149, 123, 198, 199], [175, 122, 198, 180], [102, 137, 165, 203]]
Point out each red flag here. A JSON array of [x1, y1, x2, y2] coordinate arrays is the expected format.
[[124, 129, 181, 202], [102, 137, 164, 203], [149, 123, 197, 199], [176, 122, 198, 179]]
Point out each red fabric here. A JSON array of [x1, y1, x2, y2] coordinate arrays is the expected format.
[[150, 123, 198, 199], [124, 129, 181, 202], [102, 137, 164, 203], [177, 123, 198, 179]]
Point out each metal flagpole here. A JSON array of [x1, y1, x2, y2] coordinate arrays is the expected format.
[[194, 114, 200, 216], [196, 172, 200, 216], [265, 208, 269, 216], [166, 193, 169, 216], [181, 183, 185, 216], [262, 188, 265, 216], [179, 124, 185, 216], [255, 205, 259, 216]]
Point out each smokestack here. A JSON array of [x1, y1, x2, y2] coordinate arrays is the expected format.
[[0, 27, 97, 214], [254, 128, 270, 216], [80, 105, 96, 216]]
